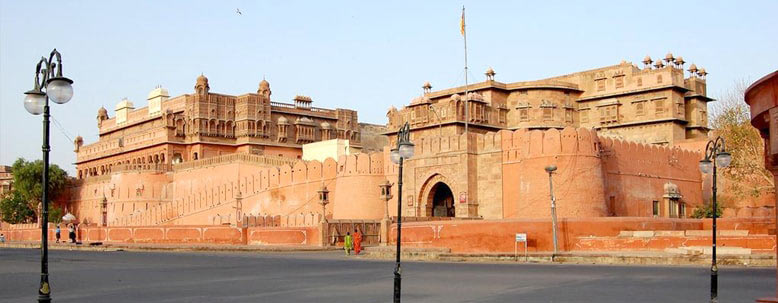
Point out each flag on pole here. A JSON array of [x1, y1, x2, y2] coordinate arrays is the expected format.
[[460, 6, 465, 36]]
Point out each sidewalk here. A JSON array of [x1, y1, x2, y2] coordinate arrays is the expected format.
[[0, 241, 338, 253], [2, 241, 774, 267], [362, 246, 777, 267]]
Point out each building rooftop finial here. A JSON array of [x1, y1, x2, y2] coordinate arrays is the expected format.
[[485, 67, 496, 80]]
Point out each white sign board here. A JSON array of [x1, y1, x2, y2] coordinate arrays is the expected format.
[[515, 233, 527, 242]]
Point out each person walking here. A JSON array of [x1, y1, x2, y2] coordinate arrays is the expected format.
[[55, 225, 61, 243], [0, 233, 5, 243], [343, 232, 353, 256], [353, 228, 363, 255], [68, 224, 75, 243]]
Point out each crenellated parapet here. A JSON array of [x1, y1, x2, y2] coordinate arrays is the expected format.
[[500, 127, 600, 161]]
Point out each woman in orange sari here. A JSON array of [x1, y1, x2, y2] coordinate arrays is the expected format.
[[353, 228, 363, 255]]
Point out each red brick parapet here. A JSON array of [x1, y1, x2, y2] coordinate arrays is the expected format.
[[745, 70, 778, 301]]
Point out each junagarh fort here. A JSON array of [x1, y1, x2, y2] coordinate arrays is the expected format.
[[3, 54, 774, 255]]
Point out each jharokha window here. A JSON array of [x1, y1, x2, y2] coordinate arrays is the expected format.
[[596, 79, 606, 92], [699, 109, 707, 125], [614, 76, 624, 88], [519, 108, 529, 122], [655, 99, 666, 115], [599, 105, 618, 123], [635, 102, 646, 116], [542, 108, 553, 121]]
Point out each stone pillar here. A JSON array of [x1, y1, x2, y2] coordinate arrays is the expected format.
[[745, 70, 778, 303], [380, 217, 391, 246], [319, 221, 329, 247]]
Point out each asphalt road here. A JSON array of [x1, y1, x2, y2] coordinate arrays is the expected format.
[[0, 248, 773, 303]]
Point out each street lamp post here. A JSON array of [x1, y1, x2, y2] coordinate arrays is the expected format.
[[23, 48, 75, 303], [390, 122, 414, 303], [699, 136, 732, 303], [545, 165, 559, 259]]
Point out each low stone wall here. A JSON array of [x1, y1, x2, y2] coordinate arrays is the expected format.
[[703, 217, 776, 234], [1, 225, 322, 247], [247, 226, 320, 246], [388, 217, 775, 253]]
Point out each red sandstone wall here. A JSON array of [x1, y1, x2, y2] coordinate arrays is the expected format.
[[70, 152, 388, 227], [389, 217, 772, 253], [247, 226, 320, 246], [501, 128, 608, 219], [600, 137, 703, 216], [389, 217, 701, 252], [1, 225, 321, 246]]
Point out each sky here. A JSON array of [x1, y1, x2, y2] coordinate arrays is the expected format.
[[1, 0, 777, 175]]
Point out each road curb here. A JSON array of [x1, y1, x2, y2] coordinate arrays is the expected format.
[[362, 247, 776, 267], [0, 242, 338, 253]]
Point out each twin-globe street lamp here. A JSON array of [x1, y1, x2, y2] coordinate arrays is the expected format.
[[23, 48, 75, 303], [699, 136, 731, 303], [389, 122, 414, 303]]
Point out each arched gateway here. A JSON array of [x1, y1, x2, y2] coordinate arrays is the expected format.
[[430, 183, 455, 217], [419, 174, 456, 217]]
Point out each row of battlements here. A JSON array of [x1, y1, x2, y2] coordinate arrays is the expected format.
[[409, 127, 702, 164]]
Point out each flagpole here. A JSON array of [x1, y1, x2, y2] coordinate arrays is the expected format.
[[462, 6, 469, 137]]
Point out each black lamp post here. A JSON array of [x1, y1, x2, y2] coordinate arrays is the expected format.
[[699, 136, 731, 303], [23, 48, 74, 303], [389, 122, 414, 303]]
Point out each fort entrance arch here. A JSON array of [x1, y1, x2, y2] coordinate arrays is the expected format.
[[419, 174, 456, 217]]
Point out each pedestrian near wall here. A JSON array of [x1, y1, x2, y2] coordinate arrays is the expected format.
[[353, 228, 363, 255], [68, 224, 75, 243], [344, 232, 353, 256], [55, 225, 61, 243], [0, 233, 5, 243]]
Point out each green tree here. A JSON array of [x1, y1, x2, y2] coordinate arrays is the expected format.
[[0, 190, 35, 223], [691, 202, 723, 219], [710, 81, 774, 199], [7, 158, 69, 222], [48, 205, 64, 224]]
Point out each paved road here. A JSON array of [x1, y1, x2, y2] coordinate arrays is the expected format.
[[0, 248, 773, 303]]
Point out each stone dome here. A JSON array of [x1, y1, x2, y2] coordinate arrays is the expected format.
[[675, 56, 685, 65], [485, 67, 495, 76], [277, 116, 289, 124], [466, 92, 484, 101], [688, 64, 698, 73], [423, 81, 432, 89], [196, 74, 208, 85], [665, 52, 674, 61], [642, 55, 652, 63], [98, 106, 108, 116], [663, 182, 681, 198], [295, 117, 316, 125], [259, 79, 270, 90], [699, 68, 707, 76]]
